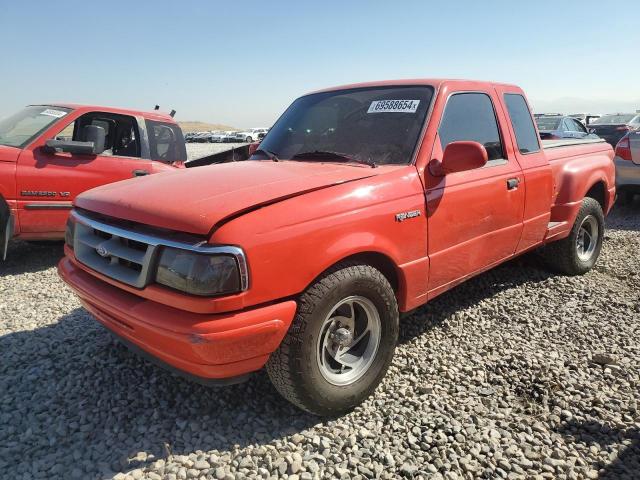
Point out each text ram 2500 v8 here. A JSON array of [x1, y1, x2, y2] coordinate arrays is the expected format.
[[0, 104, 188, 259], [59, 80, 615, 415]]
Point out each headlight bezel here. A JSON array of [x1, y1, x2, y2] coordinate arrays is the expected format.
[[154, 245, 249, 297]]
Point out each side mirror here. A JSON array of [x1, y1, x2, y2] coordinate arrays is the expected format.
[[43, 125, 106, 156], [429, 141, 488, 176]]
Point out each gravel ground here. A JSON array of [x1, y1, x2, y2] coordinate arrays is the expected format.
[[1, 202, 639, 480]]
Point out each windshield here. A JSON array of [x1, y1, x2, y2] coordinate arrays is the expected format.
[[0, 105, 71, 148], [253, 86, 434, 166], [535, 117, 562, 130], [592, 114, 635, 125]]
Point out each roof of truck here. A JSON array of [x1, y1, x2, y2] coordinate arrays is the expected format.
[[29, 104, 177, 122], [310, 78, 521, 94]]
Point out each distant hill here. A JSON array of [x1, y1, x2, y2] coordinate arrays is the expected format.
[[178, 121, 238, 133]]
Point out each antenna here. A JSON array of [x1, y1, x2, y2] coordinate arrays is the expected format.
[[169, 109, 176, 118], [154, 105, 160, 111]]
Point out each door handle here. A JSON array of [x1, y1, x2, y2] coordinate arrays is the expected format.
[[132, 169, 149, 177], [507, 178, 520, 190]]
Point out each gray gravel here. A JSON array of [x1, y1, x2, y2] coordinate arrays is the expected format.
[[1, 202, 639, 480]]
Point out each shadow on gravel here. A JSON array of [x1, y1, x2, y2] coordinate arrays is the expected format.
[[398, 255, 554, 344], [556, 419, 640, 479], [0, 240, 64, 277], [0, 308, 318, 478], [607, 201, 640, 233]]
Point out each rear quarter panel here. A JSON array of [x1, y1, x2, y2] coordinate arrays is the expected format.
[[545, 141, 615, 229]]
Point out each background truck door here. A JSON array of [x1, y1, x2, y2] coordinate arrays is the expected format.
[[425, 91, 525, 297], [16, 111, 153, 235]]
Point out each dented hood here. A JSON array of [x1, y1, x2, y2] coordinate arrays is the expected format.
[[75, 160, 377, 235]]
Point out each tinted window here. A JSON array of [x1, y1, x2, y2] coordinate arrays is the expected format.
[[571, 119, 587, 133], [146, 120, 187, 162], [255, 86, 434, 165], [439, 93, 503, 161], [505, 94, 541, 154]]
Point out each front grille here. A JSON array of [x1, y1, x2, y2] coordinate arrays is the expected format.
[[74, 218, 159, 288], [70, 210, 250, 291]]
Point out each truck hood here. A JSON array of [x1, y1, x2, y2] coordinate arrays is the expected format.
[[75, 160, 378, 235]]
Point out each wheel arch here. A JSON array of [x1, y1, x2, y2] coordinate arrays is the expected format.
[[584, 180, 607, 212]]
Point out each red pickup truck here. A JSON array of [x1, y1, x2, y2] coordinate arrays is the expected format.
[[59, 79, 615, 415], [0, 104, 187, 258]]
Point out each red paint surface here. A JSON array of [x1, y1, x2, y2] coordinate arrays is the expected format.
[[59, 80, 616, 381]]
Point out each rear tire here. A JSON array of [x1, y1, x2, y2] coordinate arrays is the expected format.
[[539, 197, 604, 275], [245, 136, 253, 143], [266, 264, 398, 416]]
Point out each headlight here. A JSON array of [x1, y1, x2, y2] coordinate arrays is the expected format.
[[155, 247, 242, 296], [65, 217, 75, 249]]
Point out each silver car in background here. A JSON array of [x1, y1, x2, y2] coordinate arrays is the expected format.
[[614, 131, 640, 204]]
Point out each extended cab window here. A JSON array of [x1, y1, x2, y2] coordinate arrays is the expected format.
[[254, 86, 434, 166], [439, 93, 504, 161], [146, 120, 186, 162], [504, 94, 540, 154]]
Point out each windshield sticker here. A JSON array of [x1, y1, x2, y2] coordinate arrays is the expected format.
[[367, 100, 420, 114], [40, 108, 67, 118]]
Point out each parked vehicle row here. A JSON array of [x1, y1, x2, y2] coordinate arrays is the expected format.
[[185, 127, 269, 143], [534, 111, 640, 146], [55, 79, 616, 415]]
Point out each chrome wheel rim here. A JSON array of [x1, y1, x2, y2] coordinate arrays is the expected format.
[[316, 295, 381, 386], [576, 215, 598, 262]]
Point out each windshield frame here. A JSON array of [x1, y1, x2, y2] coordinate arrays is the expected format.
[[0, 105, 73, 149], [254, 84, 436, 167]]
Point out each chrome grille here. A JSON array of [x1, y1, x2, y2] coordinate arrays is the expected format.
[[71, 210, 250, 291]]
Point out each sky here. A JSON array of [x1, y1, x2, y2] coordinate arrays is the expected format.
[[0, 0, 638, 128]]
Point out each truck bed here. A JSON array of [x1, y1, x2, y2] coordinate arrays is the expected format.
[[541, 138, 606, 149]]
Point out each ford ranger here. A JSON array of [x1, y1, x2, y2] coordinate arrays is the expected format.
[[0, 104, 188, 258], [58, 80, 615, 415]]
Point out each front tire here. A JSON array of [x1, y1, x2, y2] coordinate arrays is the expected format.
[[539, 197, 605, 275], [266, 264, 398, 415]]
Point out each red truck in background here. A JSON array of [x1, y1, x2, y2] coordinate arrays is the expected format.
[[0, 104, 187, 258], [59, 79, 615, 415]]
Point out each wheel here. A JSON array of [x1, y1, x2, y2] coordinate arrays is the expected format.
[[266, 263, 398, 415], [539, 197, 604, 276], [245, 136, 253, 143]]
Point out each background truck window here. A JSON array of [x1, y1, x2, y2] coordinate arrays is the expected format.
[[504, 94, 541, 154], [146, 120, 187, 162], [438, 93, 504, 161]]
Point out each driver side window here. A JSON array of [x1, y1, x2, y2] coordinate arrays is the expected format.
[[71, 112, 141, 158]]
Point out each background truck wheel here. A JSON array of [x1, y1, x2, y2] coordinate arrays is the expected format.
[[539, 197, 604, 276], [245, 136, 253, 143], [266, 263, 399, 415]]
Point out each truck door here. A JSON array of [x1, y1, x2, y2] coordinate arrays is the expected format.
[[16, 111, 153, 236], [425, 91, 525, 296]]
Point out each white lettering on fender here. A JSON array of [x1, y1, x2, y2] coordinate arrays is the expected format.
[[395, 210, 421, 222]]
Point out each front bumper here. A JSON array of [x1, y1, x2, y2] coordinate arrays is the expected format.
[[58, 257, 297, 383]]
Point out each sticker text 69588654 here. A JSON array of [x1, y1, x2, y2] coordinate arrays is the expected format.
[[367, 100, 420, 114]]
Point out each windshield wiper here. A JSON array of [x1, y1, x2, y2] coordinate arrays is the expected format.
[[291, 150, 376, 168], [252, 148, 279, 161]]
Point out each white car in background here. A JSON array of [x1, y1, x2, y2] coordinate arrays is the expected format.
[[208, 131, 229, 143], [232, 128, 269, 143]]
